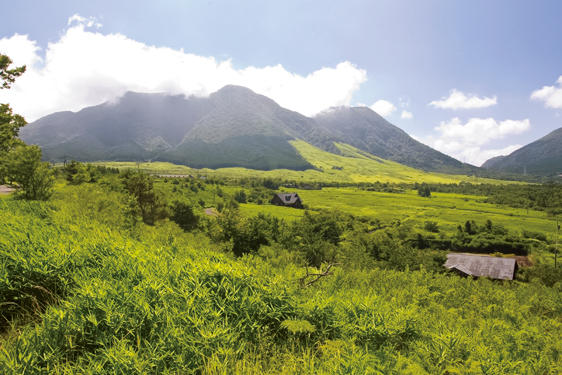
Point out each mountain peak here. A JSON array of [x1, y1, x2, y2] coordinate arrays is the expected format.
[[214, 84, 256, 95], [482, 127, 562, 176]]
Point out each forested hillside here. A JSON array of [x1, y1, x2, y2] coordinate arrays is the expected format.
[[483, 127, 562, 176]]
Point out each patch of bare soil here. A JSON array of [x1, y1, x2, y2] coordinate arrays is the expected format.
[[515, 256, 533, 267], [204, 208, 218, 217]]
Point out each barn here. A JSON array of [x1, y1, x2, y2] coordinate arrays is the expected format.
[[271, 193, 303, 209], [444, 253, 518, 280]]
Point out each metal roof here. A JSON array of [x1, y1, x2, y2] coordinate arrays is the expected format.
[[274, 193, 301, 205], [444, 253, 517, 280]]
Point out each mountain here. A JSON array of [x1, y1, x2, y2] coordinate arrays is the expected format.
[[159, 86, 336, 169], [21, 86, 337, 170], [482, 127, 562, 176], [314, 106, 476, 173], [21, 85, 474, 173], [20, 91, 213, 161]]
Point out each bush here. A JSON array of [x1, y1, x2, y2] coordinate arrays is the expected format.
[[121, 172, 168, 225], [522, 230, 547, 242], [234, 189, 247, 203], [417, 183, 431, 197], [6, 145, 54, 200], [171, 201, 199, 231], [424, 221, 439, 233]]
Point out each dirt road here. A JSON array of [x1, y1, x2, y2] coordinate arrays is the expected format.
[[0, 185, 15, 195]]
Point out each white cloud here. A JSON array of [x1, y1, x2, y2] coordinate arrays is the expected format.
[[530, 76, 562, 109], [0, 15, 367, 121], [417, 117, 530, 166], [67, 14, 102, 29], [370, 99, 396, 117], [400, 110, 413, 119], [0, 33, 42, 68], [434, 117, 530, 146], [429, 89, 497, 110]]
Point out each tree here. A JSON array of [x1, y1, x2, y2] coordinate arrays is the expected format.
[[295, 212, 343, 267], [0, 54, 26, 89], [0, 54, 54, 200], [122, 172, 168, 225], [5, 145, 54, 200], [171, 201, 199, 231], [0, 55, 28, 183], [417, 183, 431, 197], [234, 189, 247, 203]]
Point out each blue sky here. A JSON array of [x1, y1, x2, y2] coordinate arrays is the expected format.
[[1, 0, 561, 165]]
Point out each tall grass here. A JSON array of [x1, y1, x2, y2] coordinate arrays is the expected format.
[[0, 182, 560, 374]]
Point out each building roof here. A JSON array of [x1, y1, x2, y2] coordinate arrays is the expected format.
[[274, 193, 301, 205], [444, 253, 517, 280]]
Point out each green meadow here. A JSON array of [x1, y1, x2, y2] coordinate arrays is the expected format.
[[94, 140, 514, 184], [0, 171, 560, 374], [1, 156, 560, 373], [276, 188, 555, 233]]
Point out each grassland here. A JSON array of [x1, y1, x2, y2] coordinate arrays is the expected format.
[[93, 140, 515, 184], [0, 179, 560, 374], [281, 188, 557, 233], [237, 187, 560, 263]]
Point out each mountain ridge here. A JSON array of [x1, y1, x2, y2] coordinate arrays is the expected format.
[[482, 127, 562, 176], [21, 85, 476, 173]]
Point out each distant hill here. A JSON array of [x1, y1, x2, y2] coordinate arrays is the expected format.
[[482, 127, 562, 176], [22, 85, 475, 173], [314, 106, 477, 174]]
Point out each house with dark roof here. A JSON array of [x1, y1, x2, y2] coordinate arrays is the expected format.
[[444, 253, 517, 280], [271, 193, 303, 209]]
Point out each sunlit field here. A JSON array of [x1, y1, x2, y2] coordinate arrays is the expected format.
[[94, 141, 518, 185]]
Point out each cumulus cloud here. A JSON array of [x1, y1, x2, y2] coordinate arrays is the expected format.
[[429, 89, 497, 110], [417, 117, 530, 166], [0, 15, 367, 121], [530, 76, 562, 109], [400, 110, 413, 119], [370, 99, 396, 117]]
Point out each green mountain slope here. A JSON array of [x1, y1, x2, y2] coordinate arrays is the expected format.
[[158, 86, 335, 169], [314, 106, 478, 174], [482, 127, 562, 176], [21, 85, 479, 173], [97, 140, 510, 185]]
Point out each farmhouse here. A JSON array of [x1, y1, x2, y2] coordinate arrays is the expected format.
[[271, 192, 303, 209], [444, 253, 517, 280]]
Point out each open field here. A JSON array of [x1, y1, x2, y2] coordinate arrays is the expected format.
[[281, 188, 558, 234], [1, 179, 560, 374], [92, 141, 518, 184], [238, 188, 560, 262]]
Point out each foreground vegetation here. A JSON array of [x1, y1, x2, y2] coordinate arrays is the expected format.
[[0, 166, 560, 374]]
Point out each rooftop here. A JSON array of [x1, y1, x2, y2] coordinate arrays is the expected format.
[[444, 253, 517, 280]]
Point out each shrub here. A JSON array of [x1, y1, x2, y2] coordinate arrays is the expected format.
[[234, 189, 247, 203], [424, 221, 439, 233], [417, 183, 431, 197], [6, 145, 54, 200], [171, 201, 199, 231], [122, 172, 168, 225]]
